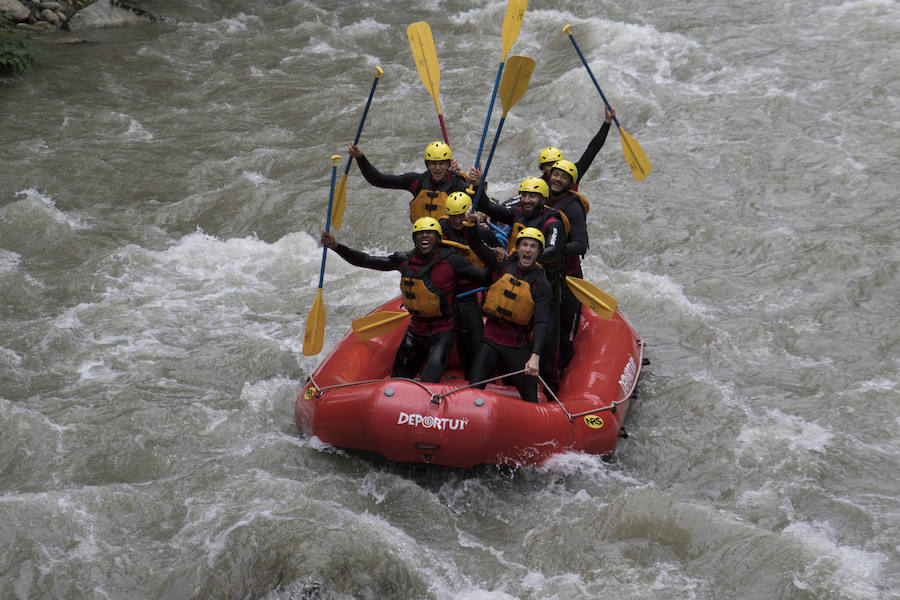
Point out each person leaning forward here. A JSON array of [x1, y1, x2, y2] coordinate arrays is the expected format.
[[348, 141, 483, 223], [464, 224, 552, 403], [438, 191, 501, 381], [321, 217, 487, 383]]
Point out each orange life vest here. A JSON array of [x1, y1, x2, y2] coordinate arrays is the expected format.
[[399, 248, 454, 318], [409, 171, 470, 222], [482, 272, 535, 327]]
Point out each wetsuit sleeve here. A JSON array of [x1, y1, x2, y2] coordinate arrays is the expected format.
[[530, 272, 553, 356], [574, 121, 612, 183], [539, 219, 566, 266], [447, 246, 492, 284], [477, 223, 501, 248], [333, 244, 401, 272], [478, 196, 516, 225], [466, 224, 502, 271], [564, 201, 588, 257], [355, 154, 419, 191]]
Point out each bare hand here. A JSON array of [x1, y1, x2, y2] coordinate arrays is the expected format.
[[604, 105, 616, 124], [524, 353, 540, 376], [493, 246, 508, 262], [450, 158, 460, 173], [321, 231, 337, 249], [348, 144, 363, 158], [466, 210, 487, 225], [467, 166, 482, 186]]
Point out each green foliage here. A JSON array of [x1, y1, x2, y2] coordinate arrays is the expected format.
[[0, 11, 35, 75]]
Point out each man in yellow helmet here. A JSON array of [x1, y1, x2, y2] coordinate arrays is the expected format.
[[547, 159, 591, 370], [464, 225, 553, 403], [347, 141, 483, 223], [472, 176, 567, 391], [536, 105, 615, 191], [438, 191, 501, 379], [321, 217, 488, 383]]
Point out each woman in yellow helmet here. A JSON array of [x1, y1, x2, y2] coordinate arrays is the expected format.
[[463, 223, 553, 403], [347, 141, 484, 223], [321, 217, 488, 383]]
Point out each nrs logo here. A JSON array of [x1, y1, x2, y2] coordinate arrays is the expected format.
[[584, 415, 605, 429], [397, 412, 469, 431]]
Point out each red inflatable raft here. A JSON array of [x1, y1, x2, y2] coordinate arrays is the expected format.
[[296, 296, 643, 468]]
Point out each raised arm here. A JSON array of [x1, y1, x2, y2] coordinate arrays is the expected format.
[[321, 230, 401, 272], [573, 106, 615, 183], [350, 144, 419, 191]]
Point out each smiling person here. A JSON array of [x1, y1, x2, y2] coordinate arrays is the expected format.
[[546, 159, 590, 371], [463, 225, 552, 403], [321, 217, 488, 383], [348, 141, 482, 223], [437, 191, 501, 380], [474, 177, 567, 391]]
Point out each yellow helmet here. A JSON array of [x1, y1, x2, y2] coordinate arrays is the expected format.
[[538, 147, 564, 168], [424, 141, 452, 161], [412, 216, 442, 236], [515, 227, 545, 249], [551, 159, 578, 182], [444, 191, 472, 216], [518, 176, 549, 198]]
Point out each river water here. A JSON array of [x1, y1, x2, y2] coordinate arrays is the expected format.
[[1, 0, 898, 598]]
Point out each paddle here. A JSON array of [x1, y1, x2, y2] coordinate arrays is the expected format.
[[562, 24, 652, 181], [407, 22, 449, 144], [302, 155, 341, 356], [565, 275, 617, 319], [473, 0, 528, 170], [352, 310, 410, 341], [331, 66, 384, 230], [351, 287, 487, 341], [471, 54, 535, 209]]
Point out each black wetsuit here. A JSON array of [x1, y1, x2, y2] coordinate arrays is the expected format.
[[438, 218, 501, 380], [466, 226, 552, 403], [330, 243, 487, 382]]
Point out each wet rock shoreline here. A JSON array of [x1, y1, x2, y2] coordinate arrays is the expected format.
[[1, 0, 156, 32]]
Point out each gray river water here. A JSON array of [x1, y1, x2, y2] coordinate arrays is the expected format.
[[1, 1, 898, 598]]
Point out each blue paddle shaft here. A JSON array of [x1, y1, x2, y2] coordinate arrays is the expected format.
[[343, 75, 382, 174], [474, 61, 505, 168], [457, 286, 486, 299], [317, 164, 338, 289], [566, 34, 622, 129], [472, 116, 506, 210]]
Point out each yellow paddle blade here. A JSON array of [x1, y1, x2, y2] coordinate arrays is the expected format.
[[619, 126, 652, 181], [352, 310, 410, 341], [330, 173, 348, 229], [499, 55, 535, 115], [565, 276, 617, 319], [500, 0, 527, 60], [302, 289, 326, 356], [407, 22, 442, 113]]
